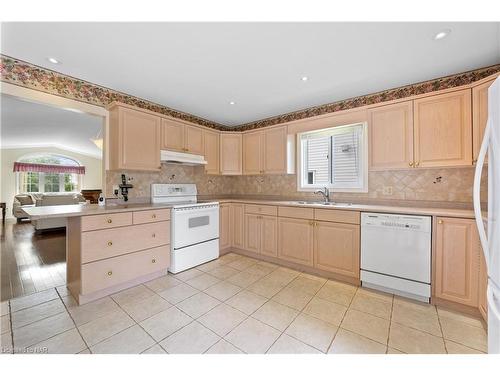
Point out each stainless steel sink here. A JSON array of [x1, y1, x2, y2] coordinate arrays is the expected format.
[[295, 201, 352, 207]]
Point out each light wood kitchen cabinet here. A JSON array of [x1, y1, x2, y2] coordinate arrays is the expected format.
[[161, 119, 204, 155], [413, 89, 472, 168], [231, 203, 245, 249], [243, 131, 264, 175], [203, 130, 220, 174], [368, 101, 414, 170], [108, 105, 161, 171], [242, 126, 289, 175], [278, 217, 314, 266], [244, 211, 278, 257], [434, 217, 480, 307], [479, 250, 488, 321], [220, 133, 243, 175], [185, 125, 204, 155], [219, 204, 231, 251], [314, 221, 360, 279], [244, 213, 261, 254], [161, 118, 185, 152], [473, 79, 494, 163], [264, 126, 289, 174]]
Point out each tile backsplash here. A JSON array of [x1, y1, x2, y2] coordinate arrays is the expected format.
[[106, 164, 487, 206]]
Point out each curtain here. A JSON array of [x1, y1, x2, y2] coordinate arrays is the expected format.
[[13, 162, 85, 175]]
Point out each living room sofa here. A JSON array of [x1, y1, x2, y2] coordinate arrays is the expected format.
[[13, 193, 86, 231]]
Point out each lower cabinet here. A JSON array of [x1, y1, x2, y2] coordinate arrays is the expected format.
[[278, 217, 314, 267], [314, 221, 360, 279], [231, 204, 245, 249], [219, 204, 231, 251], [244, 213, 278, 256], [434, 217, 480, 307]]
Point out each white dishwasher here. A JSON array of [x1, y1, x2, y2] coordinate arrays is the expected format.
[[361, 212, 432, 302]]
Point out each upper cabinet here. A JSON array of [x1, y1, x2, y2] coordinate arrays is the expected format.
[[472, 78, 495, 163], [413, 89, 472, 168], [243, 131, 264, 175], [108, 104, 161, 171], [161, 118, 204, 155], [220, 133, 243, 175], [242, 126, 291, 175], [203, 130, 220, 175], [368, 101, 414, 170]]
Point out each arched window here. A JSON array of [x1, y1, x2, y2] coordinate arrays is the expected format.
[[15, 153, 84, 193]]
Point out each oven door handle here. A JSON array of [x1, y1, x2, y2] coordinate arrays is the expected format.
[[173, 206, 219, 215]]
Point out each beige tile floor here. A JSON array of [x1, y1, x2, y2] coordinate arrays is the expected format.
[[0, 253, 488, 354]]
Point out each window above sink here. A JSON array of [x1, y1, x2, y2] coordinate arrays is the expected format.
[[297, 122, 368, 193]]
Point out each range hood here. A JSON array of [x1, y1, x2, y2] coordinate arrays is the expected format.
[[160, 150, 207, 165]]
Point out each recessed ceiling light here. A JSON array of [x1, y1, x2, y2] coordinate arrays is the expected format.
[[229, 101, 236, 105], [301, 76, 309, 81], [47, 57, 60, 64], [434, 29, 451, 40]]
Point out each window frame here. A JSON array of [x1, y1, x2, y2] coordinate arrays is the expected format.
[[296, 122, 368, 193], [15, 153, 83, 194]]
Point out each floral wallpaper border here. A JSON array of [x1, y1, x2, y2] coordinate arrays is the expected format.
[[1, 54, 499, 132], [0, 54, 227, 131]]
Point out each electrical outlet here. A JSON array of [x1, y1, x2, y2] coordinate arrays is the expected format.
[[113, 185, 119, 196], [382, 186, 393, 195]]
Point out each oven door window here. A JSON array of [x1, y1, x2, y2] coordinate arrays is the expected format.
[[189, 216, 210, 228]]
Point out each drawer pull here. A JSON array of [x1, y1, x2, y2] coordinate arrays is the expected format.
[[107, 271, 113, 276], [152, 233, 156, 238], [107, 218, 112, 224], [107, 241, 113, 246], [409, 162, 414, 167], [438, 219, 443, 224], [152, 214, 156, 219], [152, 258, 156, 263]]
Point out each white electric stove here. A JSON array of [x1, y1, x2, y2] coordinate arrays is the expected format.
[[151, 184, 219, 273]]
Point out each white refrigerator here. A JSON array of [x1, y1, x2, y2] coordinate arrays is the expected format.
[[473, 76, 500, 354]]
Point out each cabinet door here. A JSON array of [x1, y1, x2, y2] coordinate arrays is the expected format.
[[185, 125, 204, 155], [231, 204, 245, 249], [478, 250, 488, 321], [161, 118, 185, 152], [314, 221, 360, 279], [243, 131, 263, 175], [203, 130, 219, 175], [369, 101, 414, 170], [220, 133, 243, 175], [219, 204, 231, 250], [414, 90, 472, 167], [244, 214, 261, 254], [118, 108, 161, 171], [435, 217, 480, 307], [261, 215, 278, 257], [264, 126, 288, 174], [472, 79, 494, 163], [278, 217, 314, 266]]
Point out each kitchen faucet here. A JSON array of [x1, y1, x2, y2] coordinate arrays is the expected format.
[[314, 187, 331, 203]]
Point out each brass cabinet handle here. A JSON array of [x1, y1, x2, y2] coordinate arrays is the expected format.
[[152, 259, 156, 264], [107, 271, 113, 276], [152, 214, 156, 219], [107, 241, 113, 246], [438, 219, 443, 224], [409, 162, 414, 167], [415, 161, 420, 167], [107, 218, 112, 223]]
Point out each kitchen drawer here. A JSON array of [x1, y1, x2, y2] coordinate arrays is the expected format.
[[81, 245, 170, 295], [278, 206, 314, 220], [133, 209, 171, 224], [81, 222, 170, 263], [81, 212, 132, 232], [314, 209, 360, 225], [245, 204, 277, 216]]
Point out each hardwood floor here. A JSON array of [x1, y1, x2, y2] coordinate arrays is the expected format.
[[1, 221, 66, 301]]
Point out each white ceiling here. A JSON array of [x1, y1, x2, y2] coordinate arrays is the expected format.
[[1, 94, 103, 158], [1, 22, 500, 126]]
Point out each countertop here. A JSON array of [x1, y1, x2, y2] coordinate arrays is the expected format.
[[22, 198, 478, 220]]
